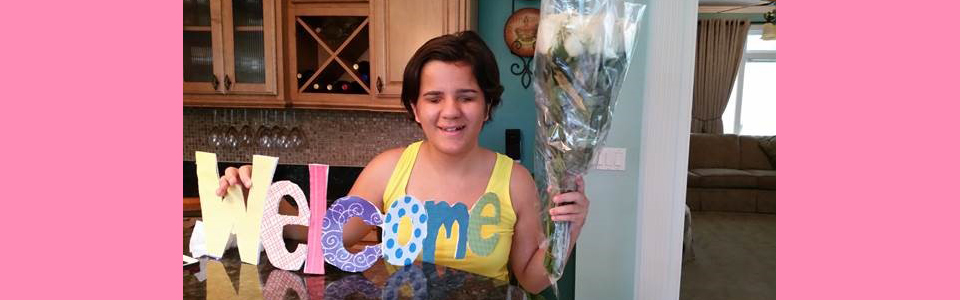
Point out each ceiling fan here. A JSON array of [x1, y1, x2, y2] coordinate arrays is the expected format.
[[699, 0, 776, 14], [699, 0, 776, 40]]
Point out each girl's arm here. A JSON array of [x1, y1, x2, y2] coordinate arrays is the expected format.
[[508, 164, 590, 293], [340, 148, 404, 247]]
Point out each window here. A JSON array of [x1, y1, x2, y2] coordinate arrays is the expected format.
[[722, 25, 776, 135]]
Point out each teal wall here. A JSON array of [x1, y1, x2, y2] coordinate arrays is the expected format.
[[574, 1, 650, 298], [476, 0, 539, 172]]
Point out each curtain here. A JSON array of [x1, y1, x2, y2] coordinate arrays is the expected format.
[[691, 19, 750, 134]]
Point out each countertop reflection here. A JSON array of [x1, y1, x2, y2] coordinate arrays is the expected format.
[[184, 218, 526, 300]]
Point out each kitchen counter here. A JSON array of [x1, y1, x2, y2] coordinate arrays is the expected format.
[[183, 218, 526, 300]]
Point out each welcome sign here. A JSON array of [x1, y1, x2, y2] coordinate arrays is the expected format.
[[195, 152, 508, 273], [196, 258, 511, 300]]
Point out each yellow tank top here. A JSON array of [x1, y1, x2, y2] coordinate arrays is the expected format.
[[383, 141, 516, 281]]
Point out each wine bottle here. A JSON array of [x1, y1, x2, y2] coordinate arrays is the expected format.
[[184, 0, 195, 26], [349, 81, 364, 94], [327, 80, 345, 93], [352, 61, 370, 86], [296, 69, 314, 87], [311, 83, 321, 92], [340, 81, 364, 94], [327, 80, 348, 93], [197, 0, 210, 25], [324, 22, 345, 44]]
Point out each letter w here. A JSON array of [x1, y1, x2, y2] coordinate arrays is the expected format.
[[196, 152, 278, 264]]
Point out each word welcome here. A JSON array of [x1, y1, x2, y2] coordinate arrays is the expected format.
[[195, 152, 503, 273], [198, 259, 483, 300]]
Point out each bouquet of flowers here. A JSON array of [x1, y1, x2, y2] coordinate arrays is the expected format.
[[532, 0, 646, 285]]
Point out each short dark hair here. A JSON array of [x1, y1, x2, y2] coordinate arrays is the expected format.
[[400, 30, 504, 122]]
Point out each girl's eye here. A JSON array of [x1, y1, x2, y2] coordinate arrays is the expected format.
[[425, 97, 440, 103], [459, 97, 475, 102]]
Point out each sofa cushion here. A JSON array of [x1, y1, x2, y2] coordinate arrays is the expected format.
[[757, 135, 776, 168], [688, 134, 740, 169], [689, 168, 758, 189], [745, 169, 775, 190], [739, 136, 774, 170]]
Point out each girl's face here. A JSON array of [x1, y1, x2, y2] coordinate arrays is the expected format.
[[412, 60, 489, 156]]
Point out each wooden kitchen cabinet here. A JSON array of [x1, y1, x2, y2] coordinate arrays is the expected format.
[[185, 0, 476, 110], [370, 0, 477, 99], [286, 2, 393, 110], [184, 0, 285, 107], [287, 0, 476, 111]]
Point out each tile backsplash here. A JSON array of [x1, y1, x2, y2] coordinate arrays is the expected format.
[[184, 108, 424, 166]]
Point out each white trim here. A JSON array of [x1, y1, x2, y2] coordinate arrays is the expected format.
[[733, 57, 746, 133], [634, 0, 698, 299]]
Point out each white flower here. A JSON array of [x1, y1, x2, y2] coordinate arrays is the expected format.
[[604, 20, 624, 58], [563, 32, 584, 57], [583, 13, 607, 56], [537, 10, 633, 59], [550, 13, 590, 58], [537, 12, 571, 55]]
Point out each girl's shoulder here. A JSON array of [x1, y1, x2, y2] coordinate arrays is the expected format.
[[350, 147, 406, 202], [510, 162, 535, 187], [365, 147, 406, 175], [508, 162, 537, 211]]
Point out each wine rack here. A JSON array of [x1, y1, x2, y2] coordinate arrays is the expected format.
[[287, 2, 400, 111]]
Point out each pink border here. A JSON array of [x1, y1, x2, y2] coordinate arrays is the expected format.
[[779, 1, 960, 299], [8, 1, 960, 299], [3, 1, 182, 299]]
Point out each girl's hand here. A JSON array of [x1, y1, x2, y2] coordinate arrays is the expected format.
[[548, 176, 590, 241], [216, 165, 252, 197]]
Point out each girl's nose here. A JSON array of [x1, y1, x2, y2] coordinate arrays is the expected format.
[[439, 98, 462, 119]]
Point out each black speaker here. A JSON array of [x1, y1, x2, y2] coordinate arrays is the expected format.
[[505, 129, 522, 161]]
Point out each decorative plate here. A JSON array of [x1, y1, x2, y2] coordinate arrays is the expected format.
[[503, 8, 540, 57]]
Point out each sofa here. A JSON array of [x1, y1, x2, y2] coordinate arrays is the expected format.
[[686, 134, 776, 213]]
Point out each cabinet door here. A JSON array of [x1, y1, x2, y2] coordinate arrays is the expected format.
[[371, 0, 475, 98], [286, 3, 398, 111], [184, 0, 225, 94], [221, 0, 278, 95]]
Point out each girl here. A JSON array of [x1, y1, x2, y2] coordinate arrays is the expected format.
[[217, 31, 589, 293]]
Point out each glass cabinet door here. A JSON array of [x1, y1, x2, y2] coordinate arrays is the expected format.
[[184, 0, 224, 94], [222, 0, 277, 95]]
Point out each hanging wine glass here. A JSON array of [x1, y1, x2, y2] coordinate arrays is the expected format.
[[280, 111, 293, 149], [225, 109, 239, 148], [257, 110, 272, 148], [288, 110, 305, 149], [208, 109, 222, 148], [240, 109, 253, 147], [271, 110, 285, 149]]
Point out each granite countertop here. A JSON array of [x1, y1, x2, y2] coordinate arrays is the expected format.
[[183, 218, 526, 300]]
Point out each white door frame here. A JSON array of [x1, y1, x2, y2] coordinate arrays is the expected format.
[[633, 0, 698, 299]]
